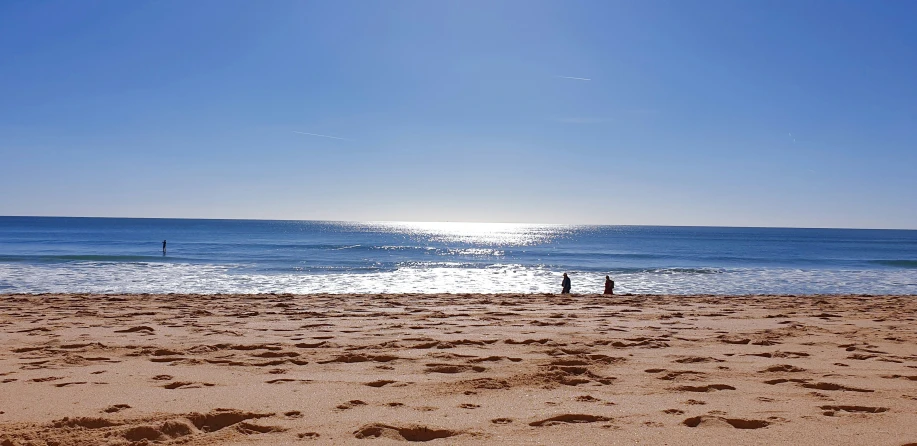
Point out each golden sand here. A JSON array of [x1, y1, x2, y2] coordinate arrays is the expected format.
[[1, 293, 915, 445]]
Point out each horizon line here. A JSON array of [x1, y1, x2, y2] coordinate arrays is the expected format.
[[0, 214, 914, 231]]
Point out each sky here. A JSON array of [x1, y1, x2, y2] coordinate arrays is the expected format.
[[1, 0, 916, 229]]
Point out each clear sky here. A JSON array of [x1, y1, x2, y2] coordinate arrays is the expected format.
[[2, 0, 916, 228]]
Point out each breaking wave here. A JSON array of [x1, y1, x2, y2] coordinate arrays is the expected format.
[[2, 262, 915, 295]]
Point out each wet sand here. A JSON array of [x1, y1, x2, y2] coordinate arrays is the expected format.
[[1, 293, 916, 445]]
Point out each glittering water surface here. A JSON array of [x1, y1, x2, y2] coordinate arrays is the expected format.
[[1, 217, 915, 295]]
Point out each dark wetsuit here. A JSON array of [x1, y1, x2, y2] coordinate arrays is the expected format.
[[561, 276, 571, 294], [604, 279, 614, 295]]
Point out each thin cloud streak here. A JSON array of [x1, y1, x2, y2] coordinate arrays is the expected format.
[[555, 75, 591, 81], [292, 131, 348, 140]]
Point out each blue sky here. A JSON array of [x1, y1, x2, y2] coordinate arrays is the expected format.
[[1, 0, 915, 228]]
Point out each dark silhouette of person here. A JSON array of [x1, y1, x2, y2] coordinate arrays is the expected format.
[[561, 273, 571, 294], [604, 275, 615, 295], [162, 240, 167, 255]]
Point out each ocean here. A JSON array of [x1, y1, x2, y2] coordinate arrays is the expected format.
[[1, 216, 915, 295]]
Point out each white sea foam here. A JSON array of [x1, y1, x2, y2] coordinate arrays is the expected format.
[[1, 262, 915, 295]]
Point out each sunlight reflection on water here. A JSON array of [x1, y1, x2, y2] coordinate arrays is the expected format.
[[357, 221, 576, 245], [3, 262, 916, 295], [4, 219, 916, 295]]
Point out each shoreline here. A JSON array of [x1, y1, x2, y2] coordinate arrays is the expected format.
[[2, 292, 911, 297], [1, 293, 915, 445]]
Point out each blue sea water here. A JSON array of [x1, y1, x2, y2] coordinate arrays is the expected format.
[[1, 216, 916, 295]]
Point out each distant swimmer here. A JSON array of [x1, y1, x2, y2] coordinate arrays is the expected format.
[[162, 240, 167, 255], [561, 273, 571, 294], [604, 275, 615, 295]]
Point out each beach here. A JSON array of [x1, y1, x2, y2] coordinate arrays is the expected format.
[[1, 293, 915, 445]]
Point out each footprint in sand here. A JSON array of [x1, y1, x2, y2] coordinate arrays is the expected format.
[[103, 404, 131, 413], [235, 422, 287, 435], [882, 375, 917, 382], [265, 378, 311, 384], [673, 384, 736, 392], [353, 424, 459, 441], [336, 400, 367, 410], [800, 382, 873, 393], [820, 405, 888, 416], [674, 356, 723, 364], [114, 326, 155, 334], [658, 371, 706, 381], [162, 381, 215, 390], [764, 378, 809, 385], [320, 354, 399, 364], [682, 416, 770, 429], [186, 408, 273, 433], [425, 364, 486, 374], [31, 376, 64, 383], [529, 414, 612, 427], [759, 364, 807, 373], [251, 351, 300, 358]]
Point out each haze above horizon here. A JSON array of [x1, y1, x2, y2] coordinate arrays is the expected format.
[[2, 1, 915, 229]]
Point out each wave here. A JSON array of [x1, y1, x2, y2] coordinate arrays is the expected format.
[[395, 261, 512, 269], [374, 245, 438, 251], [533, 251, 673, 260], [291, 265, 385, 273], [869, 260, 917, 268], [0, 254, 175, 263], [446, 248, 505, 256], [2, 263, 916, 295], [641, 267, 725, 275]]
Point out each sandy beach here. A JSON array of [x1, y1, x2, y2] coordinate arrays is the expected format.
[[1, 293, 915, 445]]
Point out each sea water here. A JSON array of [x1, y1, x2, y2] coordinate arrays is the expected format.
[[1, 217, 915, 295]]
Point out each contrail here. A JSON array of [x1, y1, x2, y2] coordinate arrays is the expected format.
[[292, 131, 348, 140], [555, 75, 591, 81]]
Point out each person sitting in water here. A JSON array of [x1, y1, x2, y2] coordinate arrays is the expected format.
[[604, 275, 615, 295], [561, 273, 571, 294]]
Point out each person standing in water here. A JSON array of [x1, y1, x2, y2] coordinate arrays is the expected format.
[[561, 273, 571, 294], [162, 240, 167, 256], [604, 275, 615, 295]]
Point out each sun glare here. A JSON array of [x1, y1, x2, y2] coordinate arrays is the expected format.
[[363, 221, 573, 245]]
